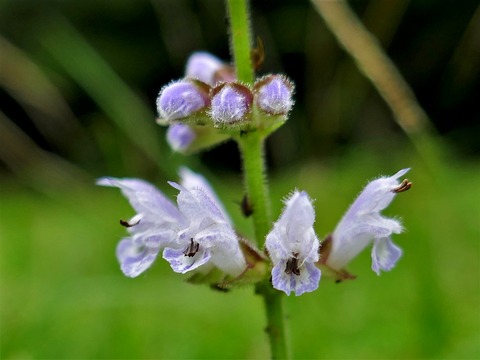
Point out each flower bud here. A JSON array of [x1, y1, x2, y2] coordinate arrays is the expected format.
[[210, 83, 253, 125], [156, 79, 210, 121], [185, 52, 223, 85], [185, 52, 235, 86], [166, 124, 196, 152], [254, 75, 294, 115]]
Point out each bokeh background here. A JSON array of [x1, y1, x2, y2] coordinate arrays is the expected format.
[[1, 0, 479, 359]]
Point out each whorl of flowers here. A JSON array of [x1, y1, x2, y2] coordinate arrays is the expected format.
[[99, 51, 412, 296]]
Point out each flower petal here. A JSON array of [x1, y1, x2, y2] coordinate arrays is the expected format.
[[97, 177, 184, 225], [346, 168, 410, 218], [169, 181, 226, 224], [271, 261, 321, 296], [266, 191, 319, 263], [183, 219, 245, 276], [179, 167, 232, 224], [371, 237, 403, 275], [116, 238, 160, 278], [163, 246, 211, 274]]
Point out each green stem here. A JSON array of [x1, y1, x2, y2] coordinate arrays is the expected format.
[[226, 1, 289, 358], [259, 282, 290, 359], [226, 0, 254, 84], [237, 133, 271, 246]]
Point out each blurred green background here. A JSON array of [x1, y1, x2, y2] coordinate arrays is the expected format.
[[1, 0, 479, 359]]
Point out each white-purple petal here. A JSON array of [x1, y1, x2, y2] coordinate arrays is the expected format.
[[96, 177, 183, 225], [163, 246, 211, 274], [371, 237, 403, 275], [116, 238, 160, 278], [179, 167, 232, 224], [271, 260, 321, 296], [169, 181, 226, 224], [206, 231, 246, 276], [344, 168, 410, 220]]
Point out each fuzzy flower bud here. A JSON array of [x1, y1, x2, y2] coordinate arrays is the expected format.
[[157, 79, 210, 121], [254, 75, 294, 115], [210, 83, 253, 124], [185, 52, 234, 86], [166, 124, 196, 152]]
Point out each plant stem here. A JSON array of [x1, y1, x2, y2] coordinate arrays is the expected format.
[[226, 0, 254, 84], [237, 133, 271, 247], [260, 281, 290, 359], [226, 1, 289, 358]]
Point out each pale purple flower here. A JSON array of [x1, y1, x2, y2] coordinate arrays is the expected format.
[[97, 178, 184, 277], [185, 52, 224, 85], [326, 168, 411, 275], [166, 124, 196, 152], [210, 83, 252, 124], [255, 75, 294, 115], [157, 79, 209, 121], [266, 191, 321, 296], [97, 169, 246, 277], [164, 179, 245, 276]]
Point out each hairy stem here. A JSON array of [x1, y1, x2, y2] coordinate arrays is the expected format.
[[237, 133, 271, 245], [227, 1, 289, 358], [226, 0, 254, 84]]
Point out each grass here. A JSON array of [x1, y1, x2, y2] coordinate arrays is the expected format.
[[1, 148, 479, 359]]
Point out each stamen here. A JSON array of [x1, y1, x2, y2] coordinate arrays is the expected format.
[[120, 218, 141, 228], [285, 253, 301, 276], [183, 238, 200, 257], [393, 179, 412, 193]]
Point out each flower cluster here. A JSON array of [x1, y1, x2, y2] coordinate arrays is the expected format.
[[98, 49, 412, 297], [156, 52, 294, 153], [99, 167, 411, 295]]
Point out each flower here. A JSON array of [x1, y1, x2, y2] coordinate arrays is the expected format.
[[254, 75, 294, 115], [325, 168, 411, 275], [157, 79, 210, 121], [96, 178, 184, 277], [98, 169, 246, 278], [266, 191, 321, 296], [166, 123, 196, 152], [164, 173, 245, 276]]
